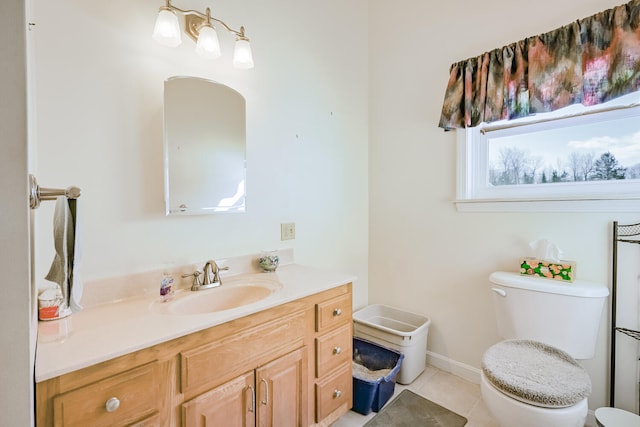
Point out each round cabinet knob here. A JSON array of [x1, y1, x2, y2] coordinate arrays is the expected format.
[[333, 346, 342, 355], [333, 389, 342, 399], [105, 397, 120, 413], [333, 308, 342, 317]]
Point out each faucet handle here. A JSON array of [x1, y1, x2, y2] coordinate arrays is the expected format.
[[212, 266, 230, 284], [182, 271, 203, 289]]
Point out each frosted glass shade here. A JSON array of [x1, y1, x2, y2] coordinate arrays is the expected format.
[[195, 25, 221, 59], [152, 8, 182, 47], [233, 39, 254, 69]]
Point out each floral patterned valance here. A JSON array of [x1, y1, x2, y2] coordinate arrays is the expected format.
[[438, 0, 640, 130]]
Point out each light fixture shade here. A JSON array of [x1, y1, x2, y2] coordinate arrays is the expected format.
[[195, 25, 221, 59], [233, 39, 254, 69], [152, 8, 182, 47]]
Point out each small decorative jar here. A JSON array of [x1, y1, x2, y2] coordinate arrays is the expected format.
[[258, 252, 279, 272]]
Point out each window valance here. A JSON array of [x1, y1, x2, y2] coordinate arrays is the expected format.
[[438, 0, 640, 130]]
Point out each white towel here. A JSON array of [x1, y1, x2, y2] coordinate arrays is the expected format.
[[45, 197, 83, 313]]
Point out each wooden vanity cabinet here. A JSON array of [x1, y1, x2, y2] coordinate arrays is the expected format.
[[182, 347, 306, 427], [35, 283, 352, 427]]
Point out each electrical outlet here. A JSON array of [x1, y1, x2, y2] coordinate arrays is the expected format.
[[281, 222, 296, 240]]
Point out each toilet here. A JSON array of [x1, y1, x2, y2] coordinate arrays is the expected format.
[[481, 271, 609, 427]]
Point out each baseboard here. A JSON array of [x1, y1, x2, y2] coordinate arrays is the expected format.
[[426, 350, 481, 384], [426, 351, 599, 427]]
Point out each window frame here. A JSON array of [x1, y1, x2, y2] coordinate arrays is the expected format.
[[455, 97, 640, 213]]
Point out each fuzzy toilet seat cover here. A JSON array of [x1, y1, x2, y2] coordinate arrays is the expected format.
[[482, 339, 591, 408]]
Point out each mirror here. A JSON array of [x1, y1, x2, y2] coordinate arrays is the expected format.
[[164, 76, 246, 215]]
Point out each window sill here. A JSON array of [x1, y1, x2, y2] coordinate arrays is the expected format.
[[454, 197, 640, 213]]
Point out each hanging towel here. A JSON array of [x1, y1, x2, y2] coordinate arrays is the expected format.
[[45, 196, 83, 314]]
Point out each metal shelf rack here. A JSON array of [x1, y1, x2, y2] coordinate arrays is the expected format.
[[610, 220, 640, 408]]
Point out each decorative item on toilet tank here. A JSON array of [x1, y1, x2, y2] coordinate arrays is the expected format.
[[520, 258, 575, 282], [519, 239, 575, 282]]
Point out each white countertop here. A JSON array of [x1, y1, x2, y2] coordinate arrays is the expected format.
[[35, 263, 355, 382]]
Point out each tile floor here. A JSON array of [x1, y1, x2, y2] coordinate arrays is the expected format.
[[331, 365, 499, 427]]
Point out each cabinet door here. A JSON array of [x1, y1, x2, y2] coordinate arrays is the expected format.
[[182, 371, 256, 427], [256, 347, 306, 427]]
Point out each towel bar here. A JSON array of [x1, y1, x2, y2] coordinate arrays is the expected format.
[[29, 174, 81, 209]]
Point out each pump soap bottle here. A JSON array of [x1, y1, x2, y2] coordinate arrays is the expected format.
[[160, 269, 174, 302]]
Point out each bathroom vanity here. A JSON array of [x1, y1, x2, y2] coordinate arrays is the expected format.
[[35, 260, 354, 426]]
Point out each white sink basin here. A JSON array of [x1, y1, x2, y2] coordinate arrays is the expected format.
[[151, 276, 282, 315]]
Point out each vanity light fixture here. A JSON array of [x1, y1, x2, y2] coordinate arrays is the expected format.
[[152, 0, 254, 69]]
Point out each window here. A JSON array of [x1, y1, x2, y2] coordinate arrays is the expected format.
[[456, 92, 640, 212]]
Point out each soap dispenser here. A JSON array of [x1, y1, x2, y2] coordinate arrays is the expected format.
[[160, 269, 174, 302]]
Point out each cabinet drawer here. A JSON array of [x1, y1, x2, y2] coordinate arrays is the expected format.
[[316, 323, 352, 378], [315, 363, 352, 422], [316, 293, 351, 333], [52, 363, 159, 427], [181, 311, 305, 396]]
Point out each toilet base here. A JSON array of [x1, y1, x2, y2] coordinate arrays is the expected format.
[[481, 371, 588, 427]]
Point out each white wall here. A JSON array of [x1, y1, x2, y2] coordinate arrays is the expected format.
[[369, 0, 636, 413], [26, 0, 639, 419], [30, 0, 369, 309], [1, 0, 34, 425]]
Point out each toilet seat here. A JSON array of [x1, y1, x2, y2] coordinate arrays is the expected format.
[[595, 407, 640, 427], [482, 339, 591, 408]]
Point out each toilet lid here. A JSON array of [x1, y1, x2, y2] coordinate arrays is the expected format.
[[595, 407, 640, 427], [482, 339, 591, 408]]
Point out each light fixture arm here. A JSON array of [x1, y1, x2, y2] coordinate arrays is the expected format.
[[163, 0, 248, 42]]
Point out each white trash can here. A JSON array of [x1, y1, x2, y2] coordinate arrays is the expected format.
[[353, 304, 430, 385]]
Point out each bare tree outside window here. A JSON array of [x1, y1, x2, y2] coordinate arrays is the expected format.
[[459, 93, 640, 207], [487, 116, 640, 187]]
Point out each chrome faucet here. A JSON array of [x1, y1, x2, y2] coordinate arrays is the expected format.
[[203, 259, 222, 286], [182, 260, 230, 291]]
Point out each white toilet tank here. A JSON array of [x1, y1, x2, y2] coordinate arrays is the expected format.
[[489, 271, 609, 359]]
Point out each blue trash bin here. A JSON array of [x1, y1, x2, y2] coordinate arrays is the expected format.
[[351, 337, 404, 415]]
